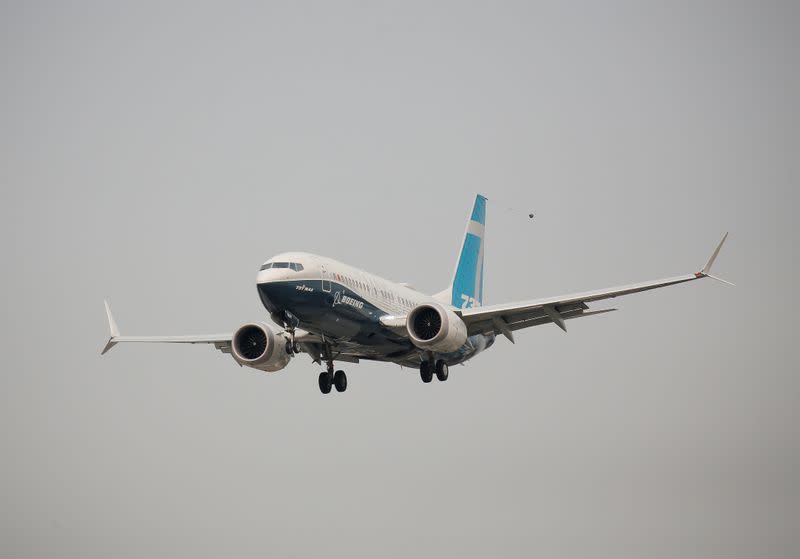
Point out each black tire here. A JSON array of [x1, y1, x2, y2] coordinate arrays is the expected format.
[[318, 372, 333, 394], [435, 360, 449, 382], [420, 361, 433, 383], [334, 370, 348, 392]]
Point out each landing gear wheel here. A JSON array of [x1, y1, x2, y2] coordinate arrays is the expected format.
[[435, 360, 449, 382], [334, 370, 348, 392], [318, 371, 333, 394], [420, 361, 433, 383]]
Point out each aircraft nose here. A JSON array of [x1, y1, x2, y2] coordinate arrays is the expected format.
[[257, 278, 299, 316], [256, 262, 300, 283], [257, 281, 279, 313], [257, 268, 289, 283]]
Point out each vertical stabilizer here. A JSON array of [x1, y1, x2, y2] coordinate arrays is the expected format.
[[433, 194, 487, 309]]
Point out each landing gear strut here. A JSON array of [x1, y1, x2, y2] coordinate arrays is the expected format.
[[284, 327, 299, 355]]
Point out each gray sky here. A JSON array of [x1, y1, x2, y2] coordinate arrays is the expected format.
[[1, 1, 798, 557]]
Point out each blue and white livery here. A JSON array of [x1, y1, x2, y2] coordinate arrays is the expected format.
[[102, 195, 731, 394]]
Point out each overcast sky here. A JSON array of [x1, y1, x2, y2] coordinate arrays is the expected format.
[[1, 1, 798, 558]]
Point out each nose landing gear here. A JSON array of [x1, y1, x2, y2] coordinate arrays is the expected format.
[[276, 311, 300, 355]]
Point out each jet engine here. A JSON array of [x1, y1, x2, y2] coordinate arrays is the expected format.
[[231, 322, 292, 372], [406, 303, 468, 353]]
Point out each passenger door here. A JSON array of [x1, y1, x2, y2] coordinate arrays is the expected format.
[[320, 263, 331, 293]]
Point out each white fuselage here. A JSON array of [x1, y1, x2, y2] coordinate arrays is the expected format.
[[255, 252, 493, 366]]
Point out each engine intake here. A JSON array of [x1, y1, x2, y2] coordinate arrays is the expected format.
[[231, 322, 291, 372], [412, 307, 442, 340], [406, 303, 467, 353]]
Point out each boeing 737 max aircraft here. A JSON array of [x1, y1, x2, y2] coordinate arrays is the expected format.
[[102, 195, 731, 394]]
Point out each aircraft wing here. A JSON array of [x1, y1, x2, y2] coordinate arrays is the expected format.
[[101, 301, 232, 355], [458, 234, 732, 342]]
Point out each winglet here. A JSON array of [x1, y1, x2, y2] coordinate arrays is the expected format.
[[696, 233, 734, 286], [101, 300, 120, 355], [701, 232, 728, 275], [705, 274, 736, 287], [104, 300, 120, 337]]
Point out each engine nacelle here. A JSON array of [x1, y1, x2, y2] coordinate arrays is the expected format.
[[406, 302, 468, 353], [231, 322, 291, 372]]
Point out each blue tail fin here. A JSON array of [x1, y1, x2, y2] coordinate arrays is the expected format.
[[434, 194, 487, 308]]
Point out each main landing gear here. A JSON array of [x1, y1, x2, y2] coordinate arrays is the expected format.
[[420, 360, 449, 383], [318, 353, 347, 395], [319, 369, 347, 394]]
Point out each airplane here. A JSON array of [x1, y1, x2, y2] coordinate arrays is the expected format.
[[102, 194, 731, 394]]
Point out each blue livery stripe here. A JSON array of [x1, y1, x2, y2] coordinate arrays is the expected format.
[[447, 194, 487, 308], [470, 195, 487, 225], [452, 232, 482, 308]]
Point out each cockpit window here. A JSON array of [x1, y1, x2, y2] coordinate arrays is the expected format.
[[260, 262, 304, 272]]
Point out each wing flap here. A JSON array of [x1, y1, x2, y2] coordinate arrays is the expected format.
[[468, 305, 615, 336], [505, 308, 616, 333]]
